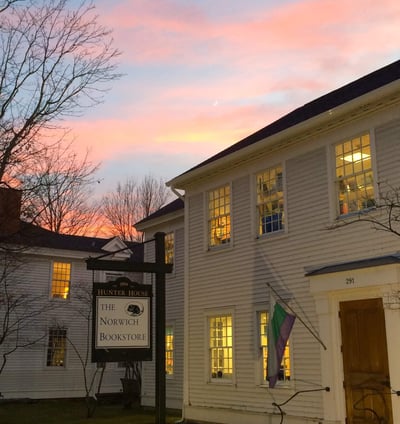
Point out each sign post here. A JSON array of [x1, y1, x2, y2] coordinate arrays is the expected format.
[[87, 232, 171, 424]]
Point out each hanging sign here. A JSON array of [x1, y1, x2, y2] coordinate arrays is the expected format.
[[92, 277, 152, 362]]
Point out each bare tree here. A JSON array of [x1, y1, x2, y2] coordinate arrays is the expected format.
[[57, 281, 105, 417], [102, 175, 171, 241], [20, 142, 102, 235], [0, 0, 21, 13], [0, 0, 120, 185], [0, 0, 120, 385], [330, 181, 400, 236]]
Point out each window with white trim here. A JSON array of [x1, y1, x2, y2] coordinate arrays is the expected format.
[[256, 165, 284, 235], [335, 133, 375, 216], [209, 314, 233, 380], [46, 327, 67, 367], [51, 262, 71, 299], [208, 185, 231, 247], [259, 311, 291, 384]]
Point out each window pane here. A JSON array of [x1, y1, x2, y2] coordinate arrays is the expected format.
[[335, 134, 375, 215], [256, 165, 284, 235], [51, 262, 71, 299], [166, 326, 174, 375], [165, 233, 174, 264], [259, 311, 291, 383], [208, 185, 231, 247], [209, 315, 233, 379], [47, 327, 67, 367]]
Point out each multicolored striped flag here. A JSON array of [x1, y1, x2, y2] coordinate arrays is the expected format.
[[267, 302, 296, 388]]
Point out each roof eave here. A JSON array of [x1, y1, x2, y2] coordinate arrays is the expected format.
[[135, 208, 184, 232], [167, 79, 400, 190]]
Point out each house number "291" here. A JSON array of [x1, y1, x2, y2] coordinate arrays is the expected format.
[[345, 277, 355, 285]]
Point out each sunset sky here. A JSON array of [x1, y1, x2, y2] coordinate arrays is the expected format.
[[66, 0, 400, 196]]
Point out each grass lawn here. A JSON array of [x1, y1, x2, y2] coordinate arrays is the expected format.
[[0, 398, 182, 424]]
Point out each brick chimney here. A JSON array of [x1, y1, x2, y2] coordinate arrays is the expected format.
[[0, 187, 22, 236]]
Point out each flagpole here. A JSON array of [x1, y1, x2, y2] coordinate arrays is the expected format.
[[266, 282, 327, 351]]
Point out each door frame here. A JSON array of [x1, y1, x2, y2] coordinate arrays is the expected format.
[[309, 263, 400, 423]]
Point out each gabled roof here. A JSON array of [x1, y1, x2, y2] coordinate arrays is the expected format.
[[0, 220, 143, 262], [168, 59, 400, 187], [135, 197, 184, 228]]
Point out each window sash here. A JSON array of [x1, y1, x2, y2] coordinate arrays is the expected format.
[[335, 134, 375, 215], [51, 262, 71, 299], [165, 233, 174, 264], [166, 326, 174, 375], [256, 166, 284, 235], [209, 315, 233, 379], [259, 311, 291, 384], [47, 327, 67, 367], [208, 185, 231, 247]]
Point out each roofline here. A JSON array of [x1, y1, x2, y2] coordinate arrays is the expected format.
[[134, 197, 184, 230], [135, 208, 184, 231], [167, 60, 400, 189], [305, 252, 400, 276]]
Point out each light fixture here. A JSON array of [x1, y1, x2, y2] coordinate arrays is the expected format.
[[343, 152, 370, 162]]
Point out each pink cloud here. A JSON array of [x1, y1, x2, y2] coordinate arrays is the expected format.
[[62, 0, 400, 188], [97, 0, 400, 69]]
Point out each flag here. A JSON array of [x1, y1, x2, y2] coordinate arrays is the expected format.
[[267, 302, 296, 388]]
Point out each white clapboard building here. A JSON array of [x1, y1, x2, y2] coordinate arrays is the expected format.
[[140, 60, 400, 423], [0, 188, 142, 400]]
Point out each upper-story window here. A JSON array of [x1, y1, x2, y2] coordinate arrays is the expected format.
[[208, 185, 231, 247], [256, 165, 284, 235], [165, 232, 174, 264], [335, 133, 375, 216], [51, 261, 71, 299]]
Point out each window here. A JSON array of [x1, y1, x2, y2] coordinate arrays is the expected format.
[[51, 262, 71, 299], [335, 134, 374, 216], [165, 326, 174, 375], [208, 185, 231, 247], [259, 311, 291, 384], [209, 315, 233, 380], [256, 165, 284, 235], [47, 327, 67, 367], [165, 232, 174, 264]]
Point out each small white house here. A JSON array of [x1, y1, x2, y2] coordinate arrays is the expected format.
[[161, 60, 400, 423], [0, 188, 143, 400]]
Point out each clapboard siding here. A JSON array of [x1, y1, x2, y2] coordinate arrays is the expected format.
[[182, 104, 400, 422], [0, 248, 138, 399], [140, 220, 185, 409], [375, 118, 400, 186]]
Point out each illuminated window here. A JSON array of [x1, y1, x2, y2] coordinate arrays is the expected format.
[[165, 326, 174, 375], [51, 262, 71, 299], [335, 134, 375, 216], [209, 315, 233, 380], [165, 232, 174, 264], [46, 327, 67, 367], [256, 165, 284, 235], [208, 185, 231, 247], [259, 311, 291, 384]]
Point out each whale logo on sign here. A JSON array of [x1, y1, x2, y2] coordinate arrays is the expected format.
[[125, 302, 144, 317]]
